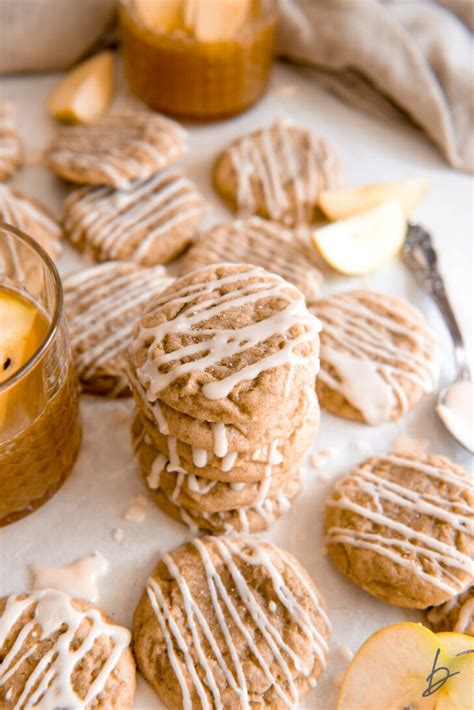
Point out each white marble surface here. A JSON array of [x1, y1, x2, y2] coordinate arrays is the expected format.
[[1, 60, 473, 709]]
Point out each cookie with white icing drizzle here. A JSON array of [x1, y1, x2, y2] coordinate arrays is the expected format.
[[324, 452, 474, 608], [130, 370, 318, 456], [0, 103, 21, 181], [426, 586, 474, 636], [181, 216, 323, 303], [0, 184, 62, 260], [64, 261, 173, 396], [132, 535, 330, 709], [151, 474, 303, 535], [63, 168, 206, 265], [0, 589, 136, 708], [213, 118, 342, 227], [313, 290, 439, 425], [129, 263, 321, 427], [133, 395, 319, 483], [131, 411, 306, 514], [46, 111, 187, 188]]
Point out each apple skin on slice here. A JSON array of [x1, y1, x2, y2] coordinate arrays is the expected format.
[[337, 622, 474, 710], [312, 200, 407, 275], [47, 50, 115, 125], [318, 178, 430, 220]]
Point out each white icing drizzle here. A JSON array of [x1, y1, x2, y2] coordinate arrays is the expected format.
[[427, 588, 474, 633], [49, 111, 187, 189], [326, 455, 474, 595], [221, 451, 238, 472], [316, 291, 439, 424], [454, 597, 474, 633], [134, 263, 321, 402], [145, 537, 329, 709], [29, 553, 108, 604], [64, 168, 204, 263], [64, 262, 172, 387], [0, 185, 61, 254], [228, 118, 341, 226], [212, 423, 228, 458], [147, 452, 167, 490], [0, 589, 130, 708], [192, 446, 208, 468], [184, 216, 323, 302]]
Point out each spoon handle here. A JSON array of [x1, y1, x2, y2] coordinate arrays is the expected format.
[[403, 222, 471, 380]]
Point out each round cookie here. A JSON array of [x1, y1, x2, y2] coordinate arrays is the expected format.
[[64, 261, 173, 396], [213, 118, 342, 227], [324, 452, 474, 609], [129, 262, 321, 428], [63, 168, 206, 265], [130, 370, 317, 456], [0, 184, 62, 260], [180, 216, 323, 303], [132, 535, 330, 709], [0, 588, 136, 708], [46, 111, 187, 188], [313, 290, 439, 425], [426, 586, 474, 636], [132, 412, 304, 514], [0, 102, 21, 180], [150, 474, 302, 534], [134, 396, 319, 483]]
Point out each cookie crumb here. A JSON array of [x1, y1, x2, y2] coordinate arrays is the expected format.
[[338, 644, 354, 662], [352, 439, 372, 455], [311, 448, 337, 469], [124, 495, 148, 523], [391, 436, 429, 454], [112, 527, 124, 543]]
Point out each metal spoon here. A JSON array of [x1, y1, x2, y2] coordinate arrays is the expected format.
[[402, 223, 473, 453]]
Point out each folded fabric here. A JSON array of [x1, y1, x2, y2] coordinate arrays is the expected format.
[[0, 0, 116, 73], [277, 0, 474, 173]]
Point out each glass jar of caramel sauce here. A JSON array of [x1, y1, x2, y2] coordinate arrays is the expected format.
[[0, 224, 82, 526], [119, 0, 277, 120]]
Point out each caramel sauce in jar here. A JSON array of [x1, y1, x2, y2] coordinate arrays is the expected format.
[[0, 227, 82, 526], [119, 0, 277, 120]]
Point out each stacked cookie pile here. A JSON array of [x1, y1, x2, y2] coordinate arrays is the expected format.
[[128, 262, 322, 534]]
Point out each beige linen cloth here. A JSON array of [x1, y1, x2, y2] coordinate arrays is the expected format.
[[0, 0, 472, 171], [278, 0, 474, 172]]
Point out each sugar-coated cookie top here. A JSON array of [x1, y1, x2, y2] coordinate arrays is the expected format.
[[130, 262, 321, 425], [0, 589, 136, 708], [325, 452, 474, 608], [47, 110, 187, 188], [133, 535, 330, 708], [214, 118, 342, 227]]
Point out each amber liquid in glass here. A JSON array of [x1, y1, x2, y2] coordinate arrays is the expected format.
[[0, 287, 81, 525], [119, 0, 276, 120]]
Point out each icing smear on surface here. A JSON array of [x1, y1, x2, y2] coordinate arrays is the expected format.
[[0, 589, 130, 708], [29, 552, 108, 604]]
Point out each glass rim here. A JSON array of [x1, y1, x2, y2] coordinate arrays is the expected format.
[[0, 222, 64, 392]]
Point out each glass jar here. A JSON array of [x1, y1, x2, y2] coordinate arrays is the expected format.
[[0, 223, 82, 526], [119, 0, 277, 120]]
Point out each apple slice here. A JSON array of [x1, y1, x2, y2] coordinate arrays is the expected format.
[[318, 178, 430, 220], [135, 0, 184, 31], [191, 0, 253, 41], [337, 623, 474, 710], [312, 200, 406, 275], [47, 51, 115, 125], [337, 623, 439, 710]]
